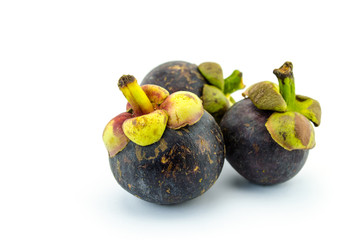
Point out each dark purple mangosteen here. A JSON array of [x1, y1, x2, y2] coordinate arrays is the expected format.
[[220, 62, 321, 185], [142, 61, 245, 123], [103, 75, 225, 204]]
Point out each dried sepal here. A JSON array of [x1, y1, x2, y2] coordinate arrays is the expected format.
[[202, 84, 230, 123], [243, 81, 287, 112], [122, 110, 168, 146], [198, 62, 224, 91], [265, 112, 315, 151], [102, 112, 132, 157], [295, 95, 321, 126], [141, 84, 170, 106], [160, 91, 204, 129]]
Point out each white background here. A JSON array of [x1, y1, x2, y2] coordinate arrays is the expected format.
[[1, 0, 360, 239]]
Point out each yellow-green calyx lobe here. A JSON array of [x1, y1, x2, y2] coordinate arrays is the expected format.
[[123, 110, 168, 146], [160, 91, 204, 129], [141, 84, 170, 107], [198, 62, 224, 91], [198, 62, 245, 119], [103, 75, 205, 156], [103, 112, 132, 157], [295, 95, 321, 127], [202, 84, 230, 123], [242, 61, 321, 151], [266, 112, 315, 151], [242, 81, 287, 112]]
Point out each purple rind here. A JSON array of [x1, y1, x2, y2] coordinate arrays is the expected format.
[[141, 61, 207, 97], [220, 99, 308, 185], [109, 111, 225, 204]]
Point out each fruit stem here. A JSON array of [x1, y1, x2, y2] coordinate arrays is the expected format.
[[118, 75, 154, 115], [273, 62, 296, 110], [223, 70, 245, 95]]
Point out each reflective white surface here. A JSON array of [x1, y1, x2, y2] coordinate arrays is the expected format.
[[0, 0, 359, 239]]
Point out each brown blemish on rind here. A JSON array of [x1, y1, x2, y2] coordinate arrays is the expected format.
[[116, 160, 122, 182], [161, 156, 168, 164], [136, 144, 170, 162], [164, 162, 174, 178], [207, 153, 214, 164], [135, 145, 145, 161], [196, 136, 211, 154], [159, 139, 168, 152], [253, 143, 259, 153]]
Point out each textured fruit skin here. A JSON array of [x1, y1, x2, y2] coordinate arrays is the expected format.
[[220, 99, 309, 185], [141, 61, 207, 97], [109, 111, 225, 204]]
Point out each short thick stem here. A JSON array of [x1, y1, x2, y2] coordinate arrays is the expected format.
[[273, 62, 296, 110], [118, 75, 154, 115]]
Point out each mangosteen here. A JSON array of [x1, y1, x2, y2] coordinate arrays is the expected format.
[[220, 62, 321, 185], [103, 75, 225, 204], [141, 61, 245, 123]]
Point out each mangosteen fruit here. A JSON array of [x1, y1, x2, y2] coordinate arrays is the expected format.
[[220, 62, 321, 185], [103, 75, 225, 204], [141, 61, 245, 123]]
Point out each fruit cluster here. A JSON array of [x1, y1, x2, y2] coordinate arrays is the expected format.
[[103, 61, 321, 204]]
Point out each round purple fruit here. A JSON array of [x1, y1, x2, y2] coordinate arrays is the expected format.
[[103, 75, 225, 204], [220, 62, 321, 185], [142, 61, 245, 123]]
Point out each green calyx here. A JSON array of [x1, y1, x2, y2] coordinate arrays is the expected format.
[[103, 75, 204, 157], [243, 61, 322, 151], [202, 84, 230, 123], [266, 112, 315, 151], [198, 62, 224, 91], [242, 81, 287, 112], [198, 62, 245, 122]]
